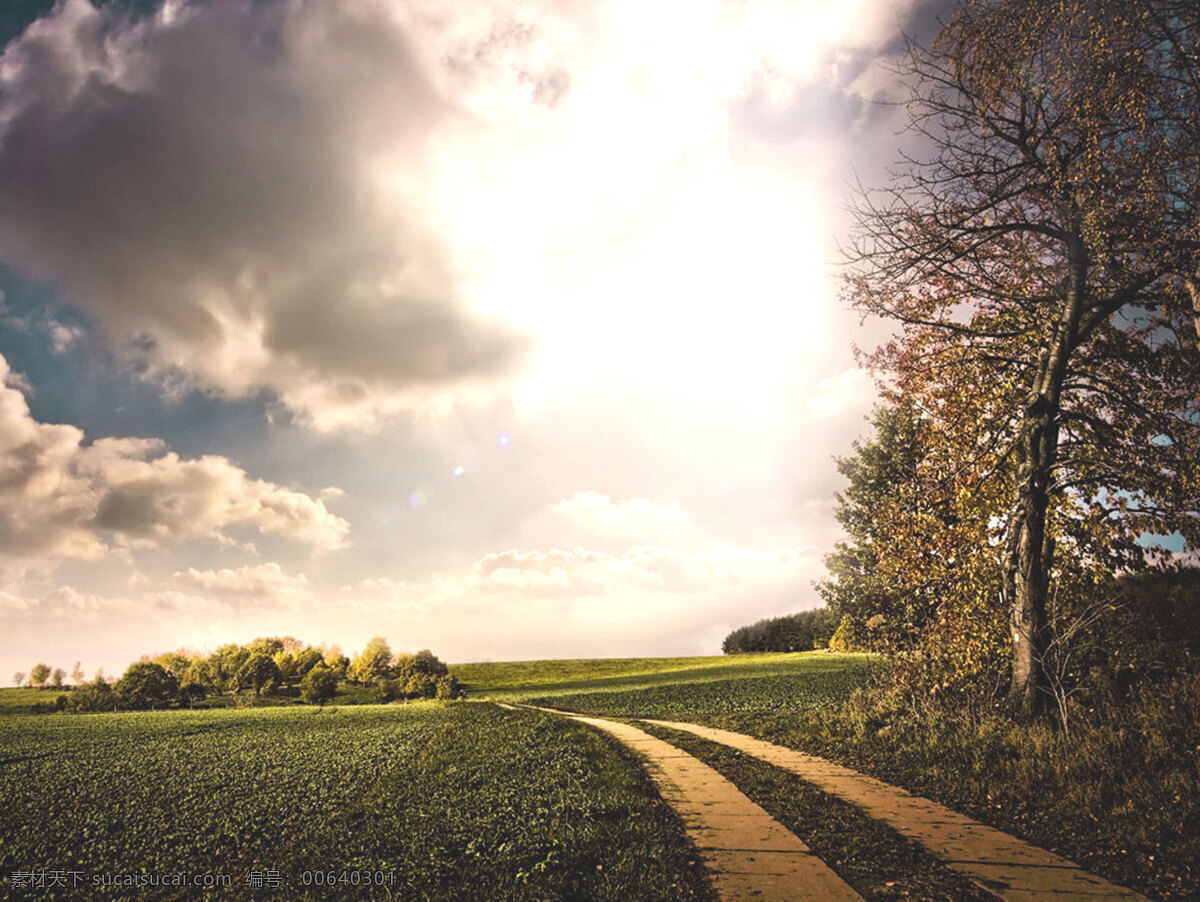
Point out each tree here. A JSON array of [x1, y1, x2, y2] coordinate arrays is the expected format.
[[434, 675, 460, 700], [845, 0, 1200, 714], [248, 637, 286, 657], [816, 402, 934, 648], [324, 652, 350, 680], [50, 668, 65, 689], [115, 662, 179, 710], [300, 664, 338, 705], [209, 644, 250, 694], [73, 677, 117, 713], [153, 652, 190, 680], [293, 647, 324, 679], [235, 653, 281, 696], [69, 661, 84, 685], [350, 637, 393, 684], [13, 672, 25, 688], [412, 649, 449, 677], [182, 656, 214, 692], [29, 663, 50, 689], [179, 682, 207, 707], [272, 651, 298, 686]]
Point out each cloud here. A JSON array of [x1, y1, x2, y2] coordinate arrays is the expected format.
[[0, 0, 527, 430], [0, 0, 923, 432], [0, 585, 107, 619], [0, 353, 348, 568], [164, 563, 314, 610], [45, 320, 84, 353], [342, 540, 823, 659], [469, 544, 812, 598], [337, 491, 825, 657]]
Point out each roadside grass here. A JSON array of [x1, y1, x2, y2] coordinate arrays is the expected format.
[[0, 702, 714, 901], [704, 679, 1200, 902], [462, 651, 872, 703], [638, 722, 993, 902], [511, 652, 1197, 900]]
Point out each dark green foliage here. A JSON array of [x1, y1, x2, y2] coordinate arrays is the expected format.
[[1064, 567, 1200, 704], [72, 677, 117, 713], [373, 677, 403, 703], [236, 653, 282, 696], [293, 647, 324, 678], [179, 681, 207, 707], [299, 665, 338, 706], [115, 662, 180, 710], [815, 402, 934, 649], [722, 607, 836, 654]]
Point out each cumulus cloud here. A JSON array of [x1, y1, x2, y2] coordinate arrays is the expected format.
[[337, 492, 825, 658], [470, 544, 812, 598], [0, 584, 108, 619], [163, 563, 314, 610], [341, 540, 823, 659], [0, 0, 527, 430], [0, 353, 348, 567]]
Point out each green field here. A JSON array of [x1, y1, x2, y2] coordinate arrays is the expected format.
[[0, 651, 875, 900], [0, 702, 715, 900], [458, 650, 872, 708]]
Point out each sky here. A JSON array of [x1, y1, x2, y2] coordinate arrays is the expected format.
[[0, 0, 949, 680]]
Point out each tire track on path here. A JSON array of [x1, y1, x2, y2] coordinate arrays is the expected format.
[[644, 719, 1148, 902], [517, 705, 863, 901]]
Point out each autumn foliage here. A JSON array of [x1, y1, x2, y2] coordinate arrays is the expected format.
[[838, 0, 1200, 716]]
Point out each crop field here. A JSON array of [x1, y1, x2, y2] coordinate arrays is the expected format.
[[0, 703, 713, 900], [530, 667, 869, 719], [460, 650, 872, 706]]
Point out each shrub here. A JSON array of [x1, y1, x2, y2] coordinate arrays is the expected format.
[[72, 677, 118, 713]]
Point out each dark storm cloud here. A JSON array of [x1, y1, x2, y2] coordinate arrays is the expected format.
[[0, 0, 527, 429]]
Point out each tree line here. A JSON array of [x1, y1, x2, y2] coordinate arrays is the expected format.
[[16, 635, 460, 714], [722, 608, 838, 654]]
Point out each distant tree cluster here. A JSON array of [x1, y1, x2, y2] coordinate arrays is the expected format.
[[19, 635, 459, 714], [349, 637, 460, 702], [722, 608, 837, 654]]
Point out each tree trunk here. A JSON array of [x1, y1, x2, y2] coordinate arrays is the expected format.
[[1186, 273, 1200, 343], [1007, 401, 1055, 716], [1006, 239, 1085, 717]]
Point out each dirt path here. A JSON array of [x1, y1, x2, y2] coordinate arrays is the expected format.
[[645, 719, 1149, 902], [539, 708, 863, 901]]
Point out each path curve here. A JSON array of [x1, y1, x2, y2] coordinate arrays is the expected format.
[[523, 705, 862, 901], [645, 719, 1149, 902]]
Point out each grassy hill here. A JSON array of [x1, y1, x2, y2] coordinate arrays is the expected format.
[[456, 650, 872, 706]]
